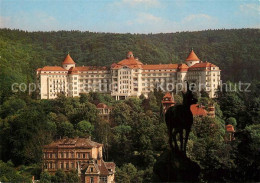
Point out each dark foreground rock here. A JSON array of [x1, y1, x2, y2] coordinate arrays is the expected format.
[[153, 149, 200, 182]]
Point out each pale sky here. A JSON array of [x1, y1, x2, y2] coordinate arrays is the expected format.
[[0, 0, 259, 33]]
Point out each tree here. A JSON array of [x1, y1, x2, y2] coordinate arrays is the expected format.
[[79, 93, 88, 103], [57, 121, 75, 138], [226, 117, 237, 127], [234, 124, 260, 182], [110, 103, 132, 126], [0, 97, 26, 118], [116, 163, 143, 183], [188, 116, 236, 181], [53, 169, 67, 183], [76, 120, 94, 136], [40, 170, 51, 183], [67, 170, 80, 183], [0, 160, 31, 182]]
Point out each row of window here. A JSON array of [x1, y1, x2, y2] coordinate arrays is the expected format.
[[44, 152, 90, 159]]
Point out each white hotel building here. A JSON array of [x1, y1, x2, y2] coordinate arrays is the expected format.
[[36, 50, 221, 99]]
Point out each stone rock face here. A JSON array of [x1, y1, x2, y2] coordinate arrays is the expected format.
[[153, 149, 200, 182]]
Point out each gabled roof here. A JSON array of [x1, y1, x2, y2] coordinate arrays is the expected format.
[[190, 104, 207, 116], [62, 54, 76, 65], [186, 50, 200, 61], [99, 159, 110, 176]]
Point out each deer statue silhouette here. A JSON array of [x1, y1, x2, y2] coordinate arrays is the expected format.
[[165, 82, 198, 153]]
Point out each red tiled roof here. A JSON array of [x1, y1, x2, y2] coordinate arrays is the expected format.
[[117, 51, 143, 66], [68, 67, 79, 74], [142, 64, 178, 70], [118, 57, 143, 66], [62, 54, 76, 65], [76, 66, 109, 71], [226, 124, 235, 132], [178, 63, 189, 71], [40, 66, 67, 71], [186, 50, 200, 61], [44, 137, 102, 148], [188, 62, 217, 69], [162, 92, 175, 104], [191, 104, 207, 116], [99, 159, 110, 176], [111, 63, 117, 68], [96, 103, 108, 108], [68, 66, 109, 74], [105, 162, 116, 171]]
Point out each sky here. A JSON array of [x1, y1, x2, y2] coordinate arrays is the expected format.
[[0, 0, 259, 33]]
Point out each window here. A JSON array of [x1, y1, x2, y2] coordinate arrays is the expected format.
[[83, 153, 85, 158], [66, 152, 69, 158], [100, 176, 107, 183], [66, 163, 69, 170], [78, 153, 80, 158], [71, 163, 74, 168], [90, 167, 93, 172], [61, 162, 64, 169], [71, 152, 74, 158], [90, 177, 94, 183], [61, 152, 64, 158]]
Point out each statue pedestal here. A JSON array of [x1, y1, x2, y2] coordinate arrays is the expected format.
[[153, 149, 200, 182]]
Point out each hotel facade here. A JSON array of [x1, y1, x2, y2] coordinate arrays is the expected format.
[[36, 50, 221, 99]]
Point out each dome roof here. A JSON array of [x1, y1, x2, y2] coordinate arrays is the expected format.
[[185, 49, 200, 61], [62, 54, 76, 65], [226, 124, 235, 132], [117, 52, 143, 66], [126, 51, 134, 58]]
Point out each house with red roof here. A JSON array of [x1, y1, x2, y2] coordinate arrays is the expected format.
[[225, 124, 235, 141], [96, 103, 112, 121]]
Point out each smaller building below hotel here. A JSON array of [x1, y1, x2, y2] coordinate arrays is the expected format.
[[43, 137, 115, 183], [96, 103, 112, 121]]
